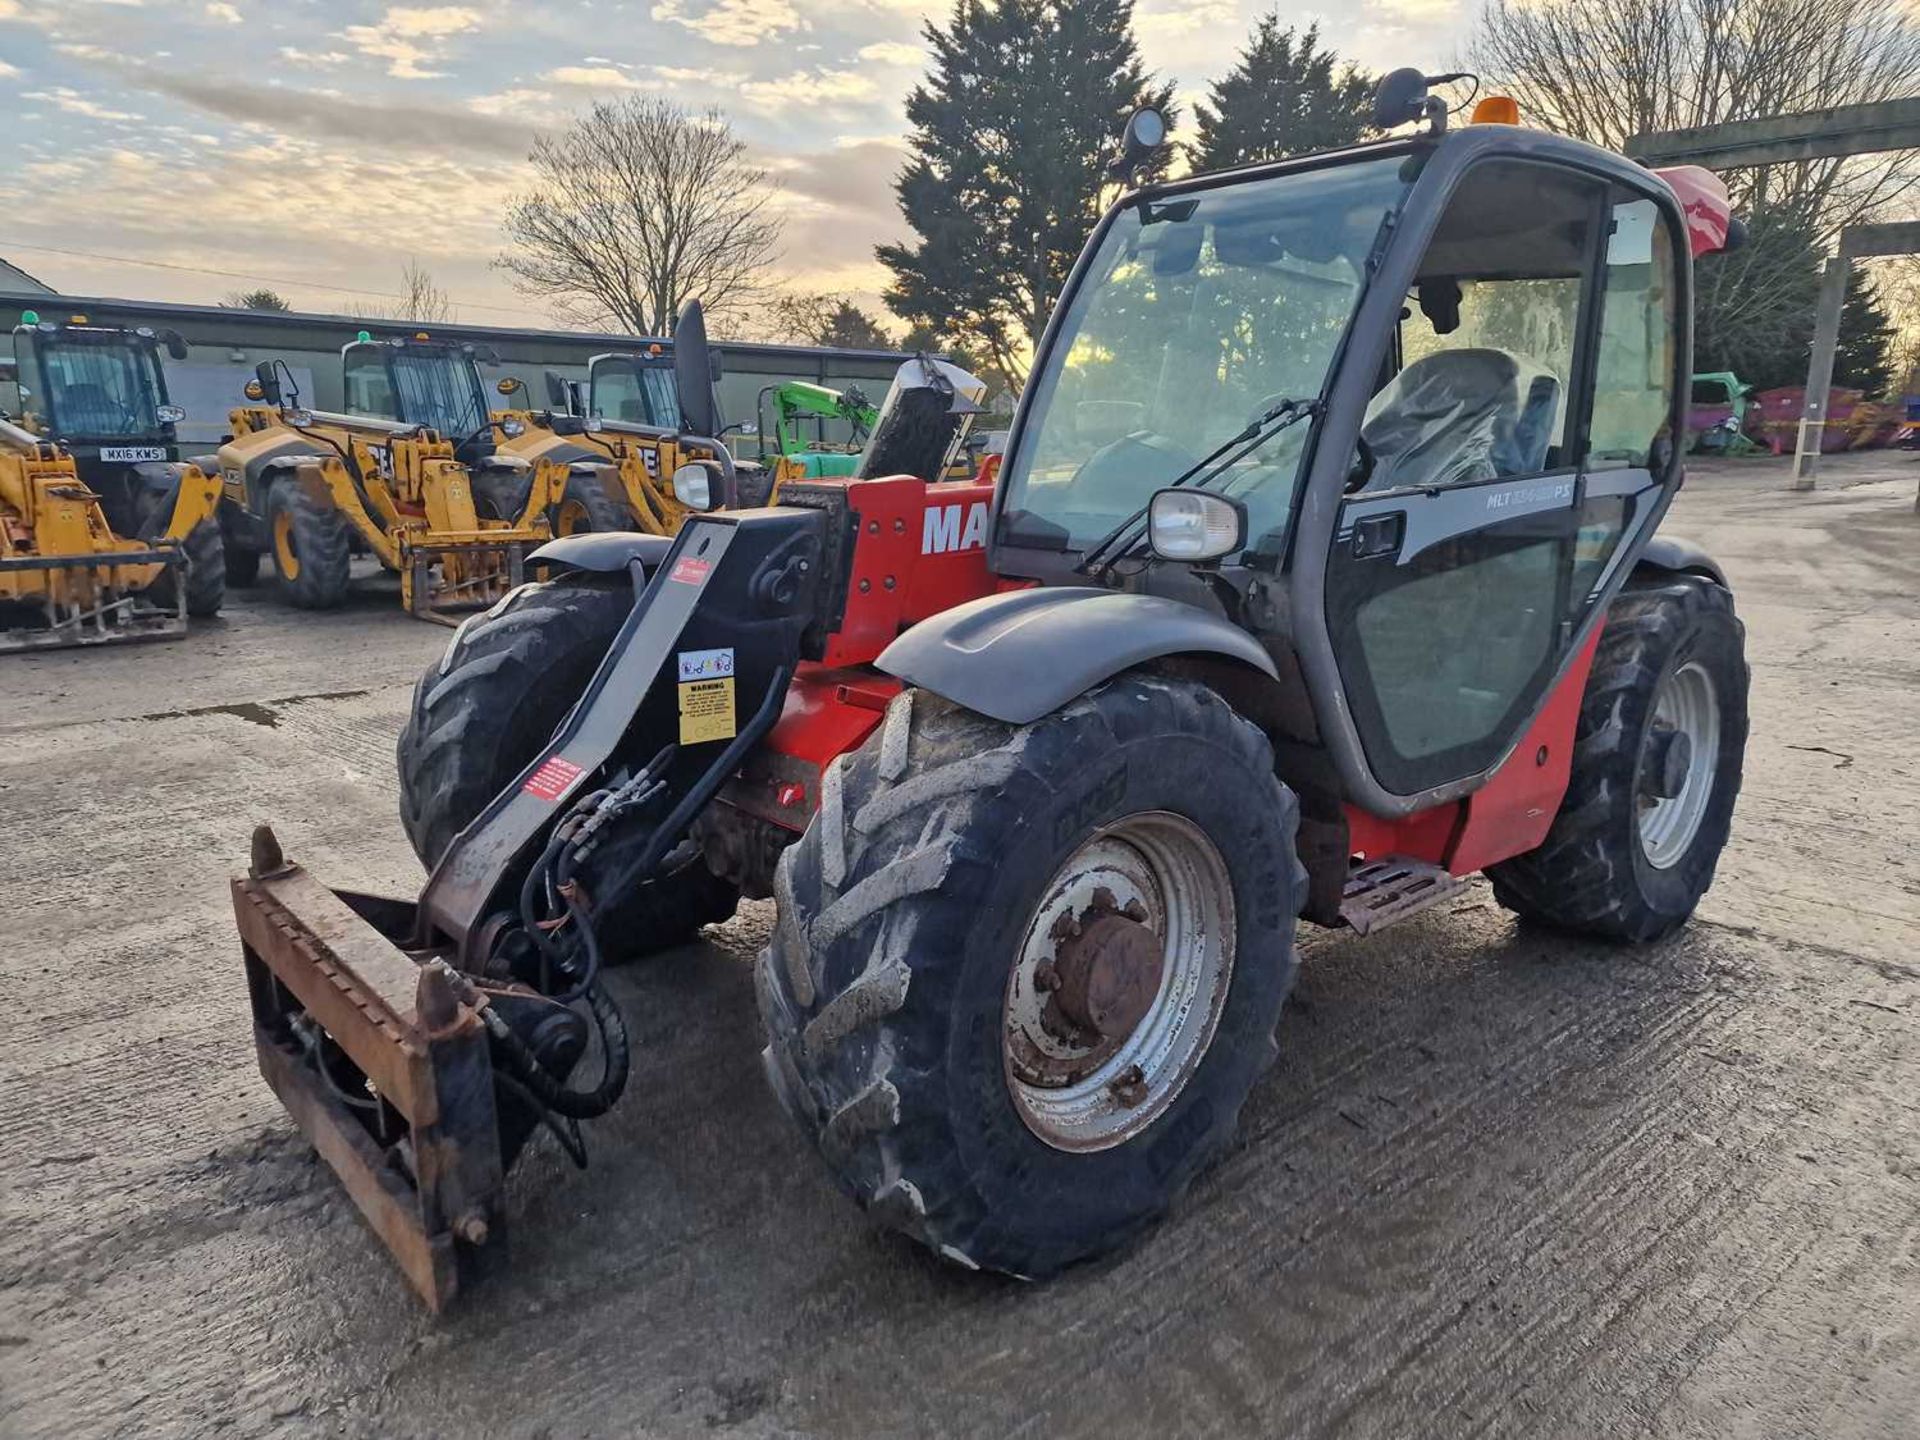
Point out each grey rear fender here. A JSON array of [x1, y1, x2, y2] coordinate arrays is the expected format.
[[527, 531, 673, 574], [876, 586, 1279, 726]]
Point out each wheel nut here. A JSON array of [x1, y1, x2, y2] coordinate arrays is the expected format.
[[1109, 1065, 1148, 1108], [1034, 961, 1061, 993]]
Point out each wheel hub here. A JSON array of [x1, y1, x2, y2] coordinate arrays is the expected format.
[[1042, 892, 1165, 1044], [1003, 813, 1236, 1153], [1645, 727, 1693, 800]]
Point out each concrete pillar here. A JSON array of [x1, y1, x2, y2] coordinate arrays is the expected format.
[[1792, 254, 1852, 490]]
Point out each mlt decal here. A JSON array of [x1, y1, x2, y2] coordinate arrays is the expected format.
[[923, 501, 990, 555]]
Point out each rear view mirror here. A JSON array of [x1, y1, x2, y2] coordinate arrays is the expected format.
[[162, 329, 189, 361], [1373, 68, 1430, 129], [251, 361, 282, 407], [497, 376, 523, 397], [244, 379, 265, 402], [673, 300, 718, 438], [544, 370, 570, 411]]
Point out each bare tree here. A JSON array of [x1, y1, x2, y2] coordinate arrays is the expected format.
[[394, 259, 454, 324], [498, 98, 783, 335], [1470, 0, 1920, 233]]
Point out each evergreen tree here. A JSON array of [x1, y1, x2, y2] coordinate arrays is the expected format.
[[1191, 18, 1373, 172], [878, 0, 1173, 396], [1834, 270, 1896, 396]]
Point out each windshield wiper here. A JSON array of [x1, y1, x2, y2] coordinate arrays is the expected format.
[[1074, 395, 1321, 576]]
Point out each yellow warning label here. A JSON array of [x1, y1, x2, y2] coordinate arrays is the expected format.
[[678, 677, 736, 744]]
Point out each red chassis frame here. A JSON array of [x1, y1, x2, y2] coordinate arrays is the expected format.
[[707, 472, 1595, 887]]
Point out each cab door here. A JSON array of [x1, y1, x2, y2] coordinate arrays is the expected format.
[[1323, 160, 1683, 800]]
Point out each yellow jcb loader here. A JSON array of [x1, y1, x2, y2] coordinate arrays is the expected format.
[[0, 312, 222, 650], [492, 337, 773, 536], [215, 341, 557, 623]]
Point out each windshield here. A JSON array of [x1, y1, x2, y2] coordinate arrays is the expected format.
[[999, 155, 1410, 562], [592, 358, 679, 428], [32, 338, 165, 438], [345, 346, 487, 437]]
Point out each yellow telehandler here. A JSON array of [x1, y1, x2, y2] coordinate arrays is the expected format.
[[1, 311, 222, 650], [214, 337, 557, 623], [492, 337, 772, 535]]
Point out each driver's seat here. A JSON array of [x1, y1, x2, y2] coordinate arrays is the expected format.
[[1359, 349, 1527, 491]]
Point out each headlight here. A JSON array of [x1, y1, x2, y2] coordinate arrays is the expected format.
[[671, 462, 714, 511], [286, 409, 316, 430], [1147, 488, 1245, 563], [156, 404, 185, 423], [500, 418, 525, 438]]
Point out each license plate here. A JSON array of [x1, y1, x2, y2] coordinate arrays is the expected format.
[[100, 446, 167, 462]]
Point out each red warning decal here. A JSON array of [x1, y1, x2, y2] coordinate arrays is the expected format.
[[669, 555, 712, 585], [523, 754, 585, 802]]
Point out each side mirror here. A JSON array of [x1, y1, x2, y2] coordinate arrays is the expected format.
[[162, 330, 189, 361], [243, 379, 265, 402], [497, 376, 523, 397], [251, 360, 282, 407], [673, 299, 719, 438], [1147, 488, 1245, 563], [1372, 68, 1431, 130], [544, 370, 570, 411], [671, 461, 722, 512]]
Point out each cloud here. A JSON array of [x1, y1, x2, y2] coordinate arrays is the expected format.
[[132, 70, 538, 157], [0, 58, 17, 78], [278, 47, 351, 67], [1365, 0, 1463, 19], [651, 0, 802, 48], [543, 65, 644, 89], [205, 2, 242, 23], [21, 87, 141, 122], [855, 40, 921, 66], [339, 5, 484, 79], [0, 0, 19, 17], [740, 66, 878, 113]]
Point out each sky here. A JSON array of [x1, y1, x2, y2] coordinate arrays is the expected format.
[[0, 0, 1469, 333]]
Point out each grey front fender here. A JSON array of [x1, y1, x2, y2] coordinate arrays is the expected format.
[[1636, 534, 1728, 588], [526, 531, 673, 573], [877, 586, 1278, 726]]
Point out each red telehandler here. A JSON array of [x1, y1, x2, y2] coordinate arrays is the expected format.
[[231, 73, 1750, 1306]]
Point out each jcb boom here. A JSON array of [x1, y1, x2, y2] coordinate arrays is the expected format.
[[230, 75, 1753, 1308], [216, 357, 554, 623], [1, 314, 221, 649]]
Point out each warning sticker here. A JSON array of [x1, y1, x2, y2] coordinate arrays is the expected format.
[[678, 677, 736, 744], [677, 646, 735, 683], [669, 555, 712, 585], [523, 754, 585, 802]]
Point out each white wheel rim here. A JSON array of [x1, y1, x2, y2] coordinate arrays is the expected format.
[[1002, 811, 1235, 1153], [1638, 660, 1720, 870]]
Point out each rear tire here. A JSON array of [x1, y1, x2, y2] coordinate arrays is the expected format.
[[137, 498, 225, 617], [396, 574, 738, 958], [266, 475, 351, 609], [1488, 576, 1748, 941], [758, 675, 1303, 1277], [224, 544, 262, 588], [550, 470, 632, 535]]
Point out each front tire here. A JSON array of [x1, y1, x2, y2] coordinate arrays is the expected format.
[[758, 675, 1303, 1277], [396, 574, 738, 958], [1488, 576, 1749, 941], [550, 469, 632, 535], [138, 498, 225, 617], [266, 474, 351, 609]]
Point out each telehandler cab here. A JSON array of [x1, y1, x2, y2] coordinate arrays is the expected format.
[[215, 340, 555, 623], [490, 323, 756, 538], [231, 75, 1751, 1307], [0, 313, 222, 649]]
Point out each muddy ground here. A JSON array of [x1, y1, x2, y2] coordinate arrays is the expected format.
[[3, 454, 1916, 1438]]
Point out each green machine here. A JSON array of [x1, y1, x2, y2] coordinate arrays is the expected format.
[[756, 380, 877, 481]]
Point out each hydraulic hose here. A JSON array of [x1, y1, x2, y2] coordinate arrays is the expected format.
[[482, 981, 630, 1121]]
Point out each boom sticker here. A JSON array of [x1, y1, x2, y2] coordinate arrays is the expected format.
[[677, 647, 735, 683], [523, 754, 585, 802]]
